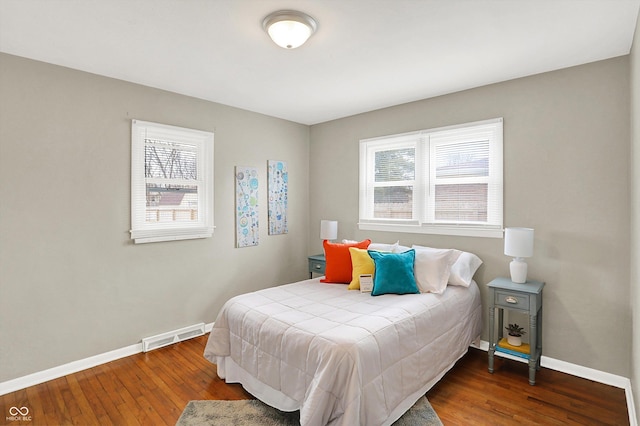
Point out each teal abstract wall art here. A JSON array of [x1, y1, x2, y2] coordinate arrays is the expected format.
[[268, 160, 288, 235], [235, 166, 259, 247]]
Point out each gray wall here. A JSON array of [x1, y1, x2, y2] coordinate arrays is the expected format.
[[630, 8, 640, 423], [309, 57, 631, 377], [0, 53, 310, 382], [0, 50, 634, 385]]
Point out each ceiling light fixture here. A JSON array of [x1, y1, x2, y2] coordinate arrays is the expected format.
[[262, 10, 317, 49]]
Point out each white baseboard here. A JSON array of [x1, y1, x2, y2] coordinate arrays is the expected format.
[[0, 322, 215, 397], [476, 340, 637, 426], [0, 343, 142, 396], [626, 381, 638, 426]]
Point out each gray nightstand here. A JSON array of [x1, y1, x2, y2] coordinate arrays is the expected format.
[[308, 254, 326, 278], [487, 277, 545, 385]]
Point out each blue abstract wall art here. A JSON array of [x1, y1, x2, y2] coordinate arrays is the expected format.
[[268, 160, 288, 235], [235, 166, 259, 247]]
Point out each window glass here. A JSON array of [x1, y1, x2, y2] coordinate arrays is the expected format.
[[374, 186, 414, 219], [375, 148, 415, 182]]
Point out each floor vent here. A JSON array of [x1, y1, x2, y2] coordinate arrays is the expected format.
[[142, 323, 205, 352]]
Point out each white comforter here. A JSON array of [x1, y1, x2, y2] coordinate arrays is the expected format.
[[204, 278, 482, 426]]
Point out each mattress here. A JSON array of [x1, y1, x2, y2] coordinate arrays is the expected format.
[[204, 277, 482, 426]]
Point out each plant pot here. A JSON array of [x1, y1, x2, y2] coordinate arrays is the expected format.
[[507, 335, 522, 346]]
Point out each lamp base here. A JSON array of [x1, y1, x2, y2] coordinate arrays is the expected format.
[[510, 258, 528, 283]]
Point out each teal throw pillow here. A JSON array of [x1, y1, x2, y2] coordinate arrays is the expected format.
[[368, 249, 419, 296]]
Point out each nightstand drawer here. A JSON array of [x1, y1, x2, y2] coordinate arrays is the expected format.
[[495, 291, 529, 310], [309, 259, 325, 274]]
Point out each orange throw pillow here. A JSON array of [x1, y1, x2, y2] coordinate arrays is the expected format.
[[321, 239, 371, 284]]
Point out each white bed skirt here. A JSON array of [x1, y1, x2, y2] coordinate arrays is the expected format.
[[215, 337, 479, 425]]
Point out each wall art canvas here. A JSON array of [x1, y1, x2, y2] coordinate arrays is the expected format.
[[235, 166, 259, 247], [268, 160, 288, 235]]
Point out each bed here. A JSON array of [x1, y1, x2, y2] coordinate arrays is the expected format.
[[203, 275, 482, 425]]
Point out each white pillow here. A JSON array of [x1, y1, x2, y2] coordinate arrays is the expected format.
[[449, 251, 483, 287], [394, 245, 412, 253], [368, 241, 400, 252], [411, 245, 459, 294]]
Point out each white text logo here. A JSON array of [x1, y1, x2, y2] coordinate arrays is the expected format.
[[7, 406, 31, 422]]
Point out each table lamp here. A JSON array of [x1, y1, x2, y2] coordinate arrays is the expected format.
[[320, 220, 338, 242], [504, 227, 534, 283]]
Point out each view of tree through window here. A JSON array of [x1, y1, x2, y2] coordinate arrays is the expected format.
[[145, 141, 197, 179], [374, 148, 415, 181], [373, 147, 415, 219], [144, 140, 199, 223]]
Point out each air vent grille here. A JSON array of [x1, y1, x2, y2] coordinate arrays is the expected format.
[[142, 323, 205, 352]]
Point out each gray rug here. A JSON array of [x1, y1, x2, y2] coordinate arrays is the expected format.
[[176, 397, 443, 425]]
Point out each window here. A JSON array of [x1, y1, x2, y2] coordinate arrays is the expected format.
[[359, 118, 502, 238], [130, 120, 214, 243]]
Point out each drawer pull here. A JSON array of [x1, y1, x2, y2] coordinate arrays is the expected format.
[[505, 296, 518, 304], [314, 264, 322, 269]]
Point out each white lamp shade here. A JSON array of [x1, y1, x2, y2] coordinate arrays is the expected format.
[[267, 21, 312, 48], [504, 227, 534, 258], [263, 11, 317, 49], [320, 220, 338, 240]]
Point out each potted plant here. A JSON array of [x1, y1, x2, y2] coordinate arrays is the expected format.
[[505, 323, 526, 346]]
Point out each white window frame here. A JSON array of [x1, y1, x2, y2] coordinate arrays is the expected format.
[[130, 120, 214, 244], [359, 118, 503, 238], [361, 133, 420, 224]]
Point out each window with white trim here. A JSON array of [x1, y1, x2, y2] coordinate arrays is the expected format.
[[130, 120, 214, 244], [359, 118, 503, 238]]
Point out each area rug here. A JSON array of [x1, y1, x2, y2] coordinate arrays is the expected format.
[[176, 396, 443, 425]]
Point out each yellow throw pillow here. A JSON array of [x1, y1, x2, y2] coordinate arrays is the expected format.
[[348, 247, 375, 290]]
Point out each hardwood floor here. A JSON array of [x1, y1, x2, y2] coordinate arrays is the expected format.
[[0, 335, 628, 425], [427, 349, 629, 425]]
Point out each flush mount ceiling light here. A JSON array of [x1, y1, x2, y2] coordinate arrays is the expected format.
[[262, 10, 317, 49]]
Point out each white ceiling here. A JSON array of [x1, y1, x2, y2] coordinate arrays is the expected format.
[[1, 1, 639, 125]]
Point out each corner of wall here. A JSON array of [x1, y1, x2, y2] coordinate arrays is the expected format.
[[630, 7, 640, 426]]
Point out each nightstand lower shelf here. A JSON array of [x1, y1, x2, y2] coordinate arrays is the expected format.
[[495, 338, 530, 360]]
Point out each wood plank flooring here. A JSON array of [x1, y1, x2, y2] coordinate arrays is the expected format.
[[427, 349, 629, 425], [0, 334, 628, 425]]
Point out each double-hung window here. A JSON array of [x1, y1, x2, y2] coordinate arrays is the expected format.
[[130, 120, 214, 244], [359, 118, 503, 238]]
